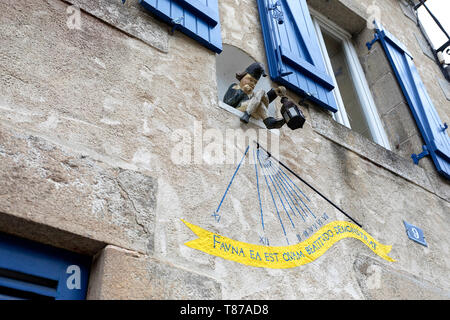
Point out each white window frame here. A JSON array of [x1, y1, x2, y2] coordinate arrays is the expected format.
[[310, 9, 391, 150]]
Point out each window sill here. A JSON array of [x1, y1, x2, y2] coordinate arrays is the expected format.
[[308, 106, 441, 196], [217, 101, 280, 135]]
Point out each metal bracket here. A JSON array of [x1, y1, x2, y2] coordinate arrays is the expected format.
[[280, 71, 293, 77], [366, 33, 380, 51], [275, 48, 293, 77], [170, 17, 184, 35], [268, 0, 284, 25], [411, 145, 429, 165]]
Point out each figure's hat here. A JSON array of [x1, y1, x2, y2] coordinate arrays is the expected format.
[[245, 62, 267, 80]]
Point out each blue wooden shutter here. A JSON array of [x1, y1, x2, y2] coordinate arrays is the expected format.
[[0, 233, 91, 300], [140, 0, 222, 53], [367, 22, 450, 180], [257, 0, 338, 112]]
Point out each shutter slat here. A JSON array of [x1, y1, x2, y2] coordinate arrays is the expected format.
[[280, 46, 334, 90], [140, 0, 222, 53], [174, 0, 218, 27], [0, 276, 57, 298], [158, 0, 172, 17], [285, 0, 320, 66]]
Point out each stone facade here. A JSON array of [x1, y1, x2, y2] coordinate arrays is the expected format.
[[0, 0, 449, 299]]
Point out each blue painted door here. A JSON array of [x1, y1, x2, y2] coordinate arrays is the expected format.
[[0, 233, 91, 300], [257, 0, 338, 112]]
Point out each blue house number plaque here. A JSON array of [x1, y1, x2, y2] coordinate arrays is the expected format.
[[403, 221, 427, 247]]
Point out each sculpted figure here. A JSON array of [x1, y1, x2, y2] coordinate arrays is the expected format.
[[223, 62, 286, 129]]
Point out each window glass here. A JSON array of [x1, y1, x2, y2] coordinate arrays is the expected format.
[[321, 31, 373, 141], [416, 0, 450, 50]]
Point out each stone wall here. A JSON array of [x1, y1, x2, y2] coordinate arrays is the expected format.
[[0, 0, 448, 299]]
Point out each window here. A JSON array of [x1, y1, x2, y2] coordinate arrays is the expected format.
[[0, 233, 91, 300], [415, 0, 450, 80], [416, 0, 449, 53], [256, 0, 390, 148], [311, 10, 391, 150]]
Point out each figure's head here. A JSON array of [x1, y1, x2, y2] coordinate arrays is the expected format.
[[236, 62, 267, 94], [238, 73, 258, 94]]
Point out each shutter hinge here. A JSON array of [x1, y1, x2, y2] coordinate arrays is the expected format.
[[170, 17, 184, 35], [268, 0, 284, 25], [366, 33, 380, 51], [411, 145, 430, 165]]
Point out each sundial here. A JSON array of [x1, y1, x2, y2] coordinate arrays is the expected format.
[[182, 142, 395, 268]]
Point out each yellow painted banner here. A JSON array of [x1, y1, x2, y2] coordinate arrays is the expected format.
[[183, 220, 395, 268]]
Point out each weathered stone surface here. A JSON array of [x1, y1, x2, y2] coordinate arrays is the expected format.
[[65, 0, 169, 52], [359, 42, 393, 87], [438, 77, 450, 101], [398, 0, 417, 23], [219, 0, 268, 65], [0, 0, 217, 173], [381, 102, 420, 148], [371, 73, 407, 116], [414, 33, 435, 61], [87, 245, 222, 299], [419, 156, 450, 202], [0, 125, 157, 254], [354, 254, 450, 299]]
